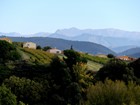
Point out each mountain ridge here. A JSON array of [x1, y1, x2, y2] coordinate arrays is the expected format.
[[1, 28, 140, 52], [6, 36, 116, 55]]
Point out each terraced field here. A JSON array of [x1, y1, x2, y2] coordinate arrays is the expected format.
[[87, 60, 103, 71], [19, 48, 55, 64]]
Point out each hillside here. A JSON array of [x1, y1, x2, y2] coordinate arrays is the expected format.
[[1, 28, 140, 51], [19, 47, 103, 71], [19, 48, 55, 64], [9, 37, 115, 55], [50, 28, 140, 48], [118, 47, 140, 58]]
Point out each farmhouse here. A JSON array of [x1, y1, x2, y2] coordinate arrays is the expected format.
[[0, 37, 12, 43], [117, 56, 136, 61], [47, 48, 62, 54], [23, 42, 36, 49]]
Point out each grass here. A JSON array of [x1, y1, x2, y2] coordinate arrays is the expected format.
[[19, 48, 55, 64], [87, 60, 103, 71]]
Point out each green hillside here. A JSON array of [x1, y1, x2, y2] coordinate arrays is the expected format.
[[19, 48, 55, 64], [87, 60, 103, 71]]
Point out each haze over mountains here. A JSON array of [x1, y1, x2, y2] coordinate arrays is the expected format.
[[1, 27, 140, 55]]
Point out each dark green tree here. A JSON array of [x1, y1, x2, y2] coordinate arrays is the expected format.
[[36, 45, 42, 50], [4, 76, 44, 105], [63, 49, 87, 82], [0, 85, 17, 105], [63, 50, 87, 70], [43, 46, 52, 51], [0, 40, 21, 63], [107, 54, 115, 58], [95, 59, 135, 82]]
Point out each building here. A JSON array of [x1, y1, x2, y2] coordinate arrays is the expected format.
[[47, 48, 62, 54], [0, 37, 12, 43], [23, 42, 36, 49], [117, 56, 136, 61]]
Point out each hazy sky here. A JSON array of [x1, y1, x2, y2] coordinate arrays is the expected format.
[[0, 0, 140, 34]]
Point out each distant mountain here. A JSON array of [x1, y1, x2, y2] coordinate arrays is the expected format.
[[49, 28, 140, 49], [0, 32, 50, 37], [55, 28, 140, 39], [112, 45, 138, 53], [118, 47, 140, 58], [1, 28, 140, 52], [9, 37, 115, 55]]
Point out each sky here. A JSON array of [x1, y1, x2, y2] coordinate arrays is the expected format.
[[0, 0, 140, 34]]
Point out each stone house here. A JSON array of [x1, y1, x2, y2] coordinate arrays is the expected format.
[[23, 42, 36, 49], [47, 48, 62, 54], [117, 56, 136, 61]]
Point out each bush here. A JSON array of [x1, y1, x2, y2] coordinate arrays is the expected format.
[[87, 79, 140, 105], [0, 85, 17, 105], [0, 40, 21, 63], [95, 59, 135, 82], [4, 76, 44, 105]]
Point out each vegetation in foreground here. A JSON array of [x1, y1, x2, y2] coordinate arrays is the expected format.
[[0, 40, 140, 105]]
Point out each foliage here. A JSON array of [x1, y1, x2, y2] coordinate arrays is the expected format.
[[20, 48, 55, 64], [12, 42, 23, 47], [95, 59, 135, 83], [0, 40, 21, 63], [81, 53, 109, 65], [0, 85, 17, 105], [46, 56, 90, 105], [43, 46, 52, 51], [63, 49, 87, 69], [87, 79, 140, 105], [4, 76, 44, 105], [0, 65, 11, 84], [129, 58, 140, 78], [107, 54, 115, 58], [36, 45, 42, 49]]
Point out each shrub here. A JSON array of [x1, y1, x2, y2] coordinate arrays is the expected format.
[[87, 79, 140, 105]]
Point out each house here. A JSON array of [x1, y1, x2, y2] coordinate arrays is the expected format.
[[47, 48, 62, 54], [0, 37, 12, 43], [23, 42, 36, 49], [117, 56, 136, 61]]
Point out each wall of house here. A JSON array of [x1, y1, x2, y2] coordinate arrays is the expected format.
[[48, 49, 62, 54], [23, 42, 36, 49]]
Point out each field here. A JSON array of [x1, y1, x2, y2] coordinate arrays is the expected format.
[[19, 48, 55, 64], [87, 60, 103, 71]]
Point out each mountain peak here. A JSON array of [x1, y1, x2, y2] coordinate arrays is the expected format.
[[55, 27, 82, 36]]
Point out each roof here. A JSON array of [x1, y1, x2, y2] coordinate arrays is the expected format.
[[0, 37, 12, 43]]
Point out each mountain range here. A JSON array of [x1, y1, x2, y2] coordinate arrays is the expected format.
[[6, 37, 115, 55], [118, 47, 140, 58], [1, 27, 140, 56]]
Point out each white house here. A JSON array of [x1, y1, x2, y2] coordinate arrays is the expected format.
[[47, 48, 62, 54], [23, 42, 36, 49]]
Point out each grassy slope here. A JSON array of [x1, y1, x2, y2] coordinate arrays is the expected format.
[[58, 53, 104, 71], [19, 48, 104, 71], [87, 60, 103, 71], [19, 48, 55, 64]]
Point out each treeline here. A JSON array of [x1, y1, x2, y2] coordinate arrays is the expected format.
[[1, 40, 140, 105]]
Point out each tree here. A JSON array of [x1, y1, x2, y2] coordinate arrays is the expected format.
[[0, 85, 17, 105], [63, 49, 87, 70], [43, 46, 51, 51], [87, 79, 140, 105], [0, 40, 21, 63], [36, 45, 42, 50], [128, 58, 140, 84], [95, 59, 135, 82], [107, 54, 115, 58], [4, 76, 44, 105]]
